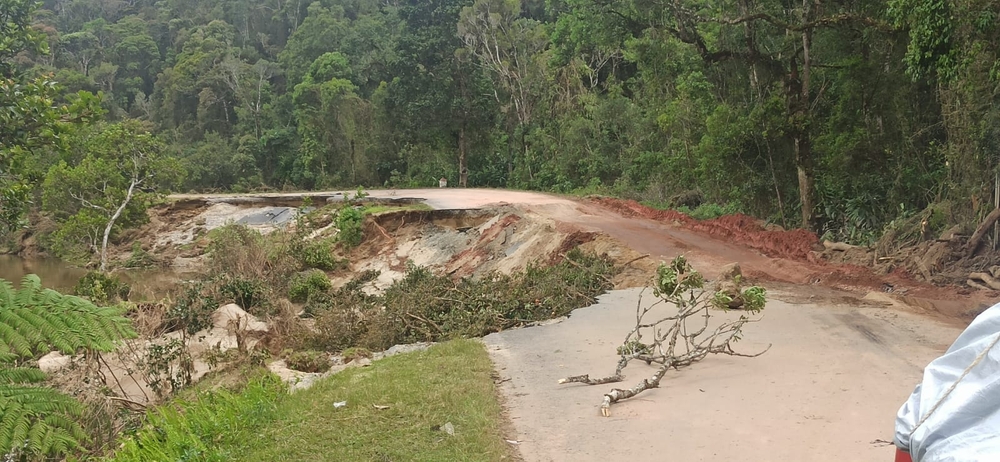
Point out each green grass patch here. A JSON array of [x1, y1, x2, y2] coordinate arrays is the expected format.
[[226, 340, 513, 462], [363, 203, 434, 215], [108, 340, 515, 462], [108, 371, 285, 461]]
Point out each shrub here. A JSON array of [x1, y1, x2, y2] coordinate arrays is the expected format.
[[285, 350, 331, 373], [208, 224, 298, 291], [218, 275, 269, 313], [288, 270, 332, 303], [165, 280, 218, 334], [336, 207, 364, 247], [296, 238, 339, 270], [74, 271, 130, 304]]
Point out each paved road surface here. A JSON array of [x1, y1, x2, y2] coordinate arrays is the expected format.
[[485, 288, 961, 462]]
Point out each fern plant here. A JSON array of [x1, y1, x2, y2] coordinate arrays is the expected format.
[[1, 274, 135, 459]]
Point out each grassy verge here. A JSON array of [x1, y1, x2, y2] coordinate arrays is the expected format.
[[109, 340, 516, 462], [363, 203, 434, 214]]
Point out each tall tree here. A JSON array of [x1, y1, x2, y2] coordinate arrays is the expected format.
[[459, 0, 547, 183], [1, 0, 100, 236], [42, 120, 183, 269]]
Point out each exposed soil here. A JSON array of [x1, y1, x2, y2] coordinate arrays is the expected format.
[[118, 188, 996, 462], [571, 197, 996, 324], [124, 189, 1000, 324]]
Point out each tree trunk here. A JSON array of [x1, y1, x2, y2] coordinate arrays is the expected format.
[[792, 0, 817, 232], [794, 136, 815, 231], [967, 207, 1000, 257], [458, 126, 468, 188], [100, 178, 138, 272]]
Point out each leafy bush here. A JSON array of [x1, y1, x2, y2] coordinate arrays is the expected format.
[[109, 372, 285, 461], [285, 350, 331, 373], [165, 281, 219, 334], [74, 271, 130, 304], [336, 207, 364, 247], [296, 238, 340, 270], [288, 270, 332, 303], [218, 275, 269, 313]]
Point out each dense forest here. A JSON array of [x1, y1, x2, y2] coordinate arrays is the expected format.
[[2, 0, 1000, 248]]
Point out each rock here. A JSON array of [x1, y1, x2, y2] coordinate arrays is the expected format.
[[212, 303, 269, 332], [38, 351, 72, 373], [381, 342, 432, 358], [718, 262, 742, 281]]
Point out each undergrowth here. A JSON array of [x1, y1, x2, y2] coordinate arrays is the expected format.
[[74, 271, 131, 304], [108, 371, 285, 461], [304, 248, 618, 351]]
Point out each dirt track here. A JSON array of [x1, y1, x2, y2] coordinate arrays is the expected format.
[[168, 188, 989, 461]]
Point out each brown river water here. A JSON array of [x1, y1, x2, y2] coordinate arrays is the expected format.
[[0, 254, 89, 292], [0, 255, 188, 299]]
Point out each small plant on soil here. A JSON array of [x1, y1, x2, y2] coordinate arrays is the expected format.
[[559, 256, 769, 417], [285, 350, 331, 373], [142, 337, 194, 399], [288, 270, 332, 303], [218, 275, 269, 312], [165, 280, 218, 334]]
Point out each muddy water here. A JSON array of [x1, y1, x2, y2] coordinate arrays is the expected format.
[[0, 255, 189, 299], [0, 255, 89, 292]]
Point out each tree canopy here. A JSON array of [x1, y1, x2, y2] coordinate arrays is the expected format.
[[2, 0, 999, 243]]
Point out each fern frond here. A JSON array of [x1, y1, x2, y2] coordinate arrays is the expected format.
[[0, 275, 136, 358], [0, 274, 132, 459], [0, 384, 84, 458], [0, 367, 47, 384]]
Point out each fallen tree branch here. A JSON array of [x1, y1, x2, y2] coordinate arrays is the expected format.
[[404, 312, 444, 335], [823, 240, 858, 252], [969, 272, 1000, 291], [558, 257, 768, 416], [622, 254, 650, 267], [967, 279, 992, 291], [107, 396, 148, 410], [967, 208, 1000, 257], [559, 253, 614, 286]]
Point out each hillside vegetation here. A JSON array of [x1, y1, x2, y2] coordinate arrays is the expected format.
[[3, 0, 1000, 252]]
